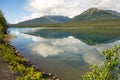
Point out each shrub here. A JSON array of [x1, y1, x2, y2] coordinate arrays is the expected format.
[[82, 45, 120, 80]]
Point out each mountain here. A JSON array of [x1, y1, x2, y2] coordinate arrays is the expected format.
[[11, 7, 120, 27], [17, 15, 70, 26], [105, 10, 120, 17], [72, 8, 120, 22]]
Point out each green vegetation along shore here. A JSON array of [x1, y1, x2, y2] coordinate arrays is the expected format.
[[82, 45, 120, 80], [0, 43, 44, 80], [10, 20, 120, 28], [43, 20, 120, 27]]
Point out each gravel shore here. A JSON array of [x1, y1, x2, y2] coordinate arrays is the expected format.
[[0, 57, 19, 80], [0, 34, 18, 80]]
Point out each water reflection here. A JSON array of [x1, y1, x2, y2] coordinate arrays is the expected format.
[[8, 28, 120, 80]]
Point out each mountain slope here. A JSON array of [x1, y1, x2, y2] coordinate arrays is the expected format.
[[17, 15, 70, 26], [11, 7, 120, 27], [72, 8, 120, 22]]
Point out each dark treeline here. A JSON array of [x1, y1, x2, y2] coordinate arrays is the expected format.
[[0, 10, 7, 36]]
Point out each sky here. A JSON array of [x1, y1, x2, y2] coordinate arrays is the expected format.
[[0, 0, 120, 24]]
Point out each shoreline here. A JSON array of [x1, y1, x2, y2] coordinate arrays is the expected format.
[[8, 43, 59, 80], [3, 34, 16, 42], [1, 34, 60, 80]]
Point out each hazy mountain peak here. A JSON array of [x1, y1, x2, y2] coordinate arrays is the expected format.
[[82, 7, 102, 15], [72, 7, 120, 22]]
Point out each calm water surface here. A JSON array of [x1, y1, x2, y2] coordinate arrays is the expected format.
[[8, 28, 120, 80]]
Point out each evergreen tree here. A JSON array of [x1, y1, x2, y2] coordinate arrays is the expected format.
[[0, 10, 7, 34]]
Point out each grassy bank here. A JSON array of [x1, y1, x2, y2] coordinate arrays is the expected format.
[[0, 42, 44, 80]]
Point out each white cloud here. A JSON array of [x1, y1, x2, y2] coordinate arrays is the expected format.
[[95, 0, 120, 11], [26, 0, 83, 18], [15, 0, 120, 23]]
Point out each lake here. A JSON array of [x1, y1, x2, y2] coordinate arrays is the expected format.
[[8, 27, 120, 80]]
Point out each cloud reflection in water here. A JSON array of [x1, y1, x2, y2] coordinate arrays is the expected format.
[[9, 29, 120, 65], [20, 32, 104, 65]]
